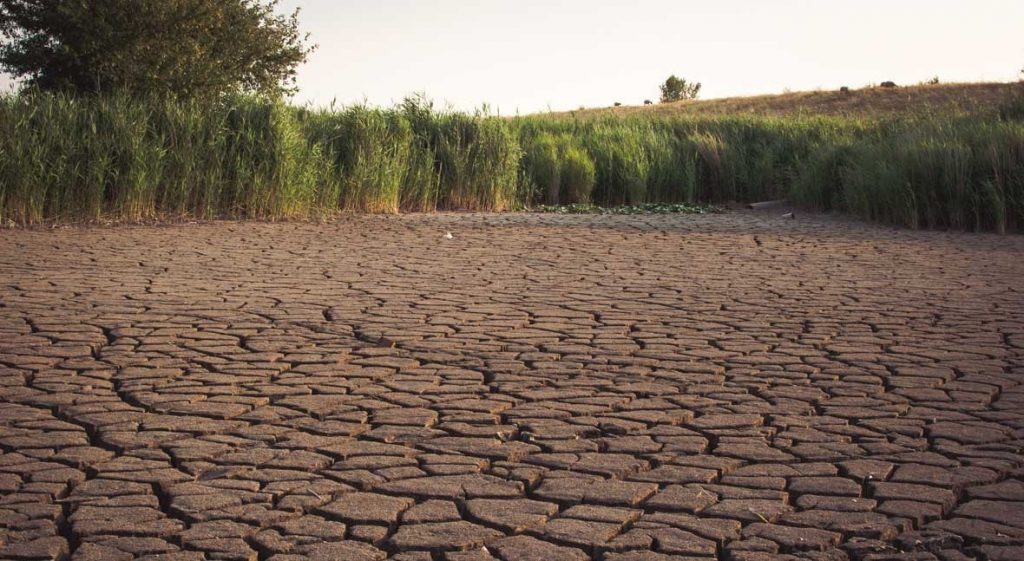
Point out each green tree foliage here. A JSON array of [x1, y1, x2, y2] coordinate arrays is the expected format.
[[659, 75, 701, 102], [0, 0, 314, 98]]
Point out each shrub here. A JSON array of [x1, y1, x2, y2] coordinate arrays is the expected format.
[[660, 75, 701, 102]]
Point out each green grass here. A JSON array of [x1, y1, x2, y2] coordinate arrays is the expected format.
[[1, 89, 1023, 231]]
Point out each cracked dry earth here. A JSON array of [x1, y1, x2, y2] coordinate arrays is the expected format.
[[1, 212, 1023, 561]]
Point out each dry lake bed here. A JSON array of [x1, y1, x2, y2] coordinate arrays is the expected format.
[[1, 211, 1023, 561]]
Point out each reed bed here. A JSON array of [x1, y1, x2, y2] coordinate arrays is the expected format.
[[1, 90, 1022, 231]]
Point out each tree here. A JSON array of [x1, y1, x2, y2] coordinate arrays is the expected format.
[[659, 75, 701, 103], [0, 0, 314, 98]]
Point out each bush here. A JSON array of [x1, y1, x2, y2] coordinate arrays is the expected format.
[[660, 75, 701, 102]]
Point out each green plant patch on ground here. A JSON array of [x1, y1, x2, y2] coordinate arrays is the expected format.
[[532, 202, 723, 214]]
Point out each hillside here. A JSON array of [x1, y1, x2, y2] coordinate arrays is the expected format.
[[550, 82, 1020, 119]]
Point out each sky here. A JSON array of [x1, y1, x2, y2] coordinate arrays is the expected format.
[[3, 0, 1023, 113]]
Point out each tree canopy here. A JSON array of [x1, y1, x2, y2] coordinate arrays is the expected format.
[[0, 0, 314, 98], [659, 75, 701, 103]]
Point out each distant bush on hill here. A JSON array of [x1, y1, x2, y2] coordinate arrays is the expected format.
[[660, 75, 701, 102]]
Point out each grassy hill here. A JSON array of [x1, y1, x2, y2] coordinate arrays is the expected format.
[[552, 82, 1020, 119]]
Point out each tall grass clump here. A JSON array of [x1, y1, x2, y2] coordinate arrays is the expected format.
[[303, 106, 412, 213], [516, 114, 861, 207], [560, 142, 597, 203], [434, 112, 522, 210], [0, 92, 335, 223], [520, 131, 596, 204], [642, 124, 693, 203], [0, 93, 164, 222], [686, 130, 729, 202], [582, 123, 651, 204], [150, 97, 228, 217], [524, 132, 561, 204], [395, 96, 442, 211], [217, 99, 330, 218], [788, 141, 855, 211], [812, 119, 1024, 232]]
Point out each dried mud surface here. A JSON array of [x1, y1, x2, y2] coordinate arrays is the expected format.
[[1, 211, 1023, 561]]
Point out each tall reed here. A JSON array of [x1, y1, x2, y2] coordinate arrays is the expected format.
[[1, 91, 1022, 231]]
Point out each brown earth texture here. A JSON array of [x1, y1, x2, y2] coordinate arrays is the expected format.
[[1, 210, 1023, 561]]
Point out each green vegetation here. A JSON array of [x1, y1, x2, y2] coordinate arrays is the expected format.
[[0, 2, 1019, 232], [0, 89, 1022, 232], [790, 118, 1024, 233], [521, 132, 596, 204], [0, 0, 313, 98], [660, 75, 702, 102], [0, 93, 525, 223]]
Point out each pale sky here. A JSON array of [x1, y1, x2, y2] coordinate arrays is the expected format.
[[3, 1, 1023, 112]]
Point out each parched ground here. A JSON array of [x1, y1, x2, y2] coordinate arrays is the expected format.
[[1, 211, 1023, 561]]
